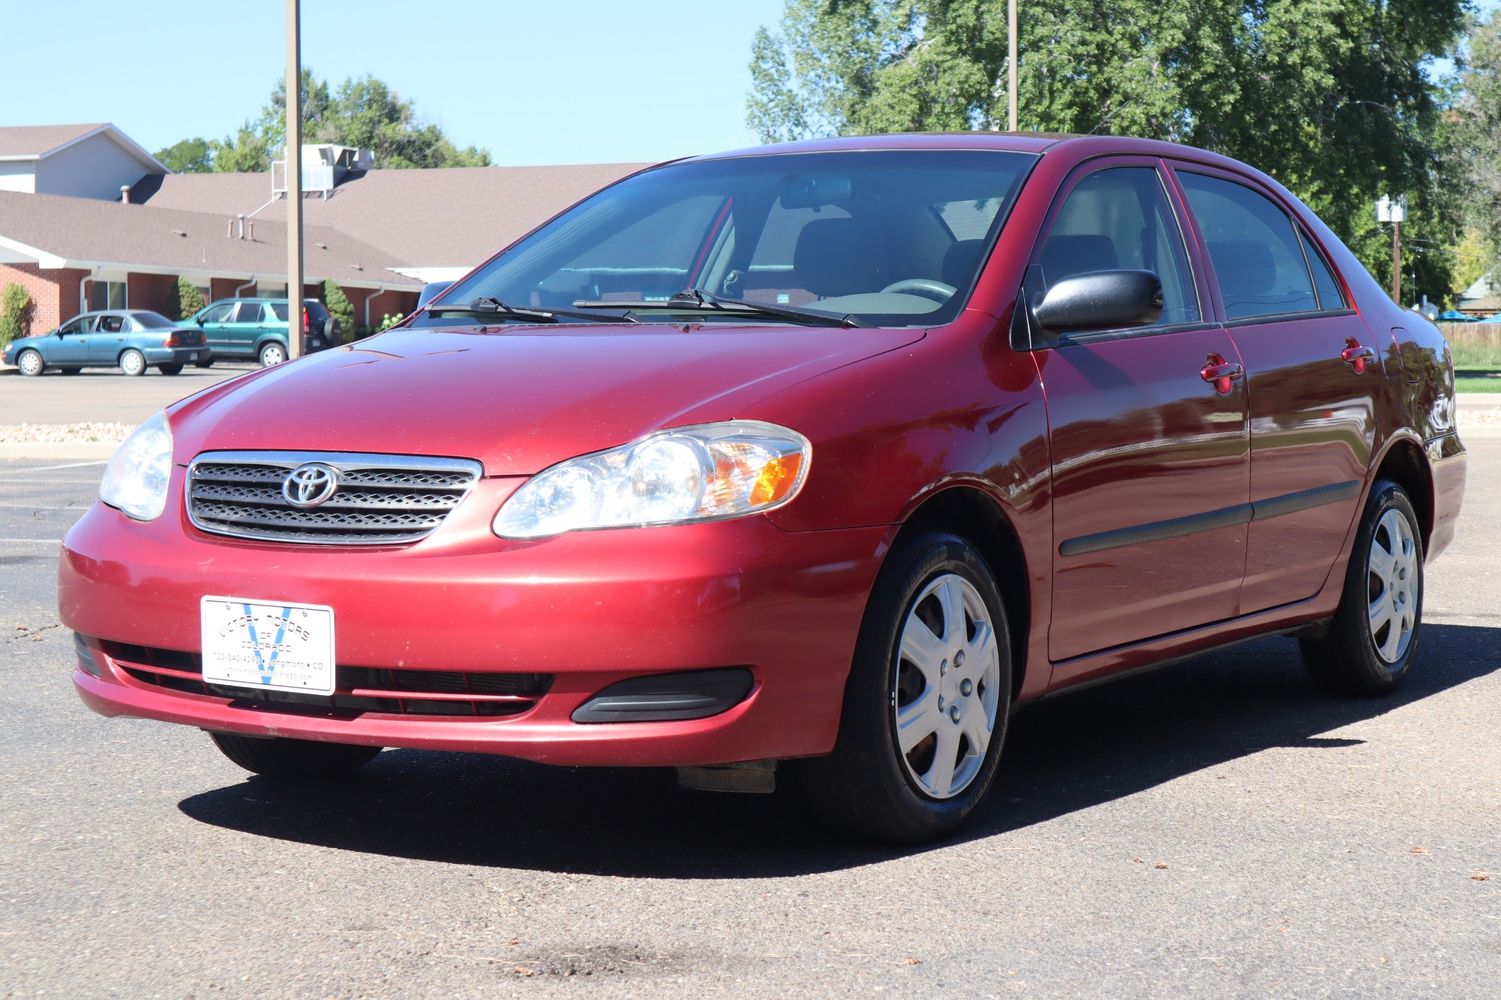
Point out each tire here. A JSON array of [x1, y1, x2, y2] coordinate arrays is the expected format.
[[1300, 480, 1424, 697], [60, 367, 82, 375], [209, 732, 382, 779], [157, 363, 184, 375], [258, 341, 287, 367], [16, 349, 44, 376], [118, 348, 146, 377], [795, 531, 1012, 843], [195, 358, 215, 368]]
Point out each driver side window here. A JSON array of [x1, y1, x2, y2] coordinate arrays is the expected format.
[[1038, 167, 1199, 328], [58, 317, 88, 335]]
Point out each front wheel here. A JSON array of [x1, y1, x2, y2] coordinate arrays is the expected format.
[[209, 732, 382, 779], [795, 531, 1011, 843], [258, 342, 287, 367], [17, 350, 45, 376], [158, 363, 183, 375], [118, 349, 146, 377], [195, 358, 215, 368], [1300, 480, 1423, 696]]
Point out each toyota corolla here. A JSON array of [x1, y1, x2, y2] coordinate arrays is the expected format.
[[60, 134, 1466, 842]]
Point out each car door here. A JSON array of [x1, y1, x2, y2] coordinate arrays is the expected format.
[[228, 302, 268, 354], [46, 316, 91, 364], [197, 302, 236, 355], [1172, 167, 1381, 612], [1029, 160, 1251, 668], [89, 313, 128, 363]]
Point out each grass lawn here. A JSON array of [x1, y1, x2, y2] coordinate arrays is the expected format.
[[1456, 369, 1501, 393]]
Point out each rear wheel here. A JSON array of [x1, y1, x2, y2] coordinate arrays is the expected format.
[[258, 342, 286, 367], [194, 358, 215, 368], [795, 531, 1011, 843], [17, 349, 44, 376], [118, 349, 146, 377], [60, 367, 82, 375], [157, 363, 183, 375], [1300, 480, 1423, 696], [209, 732, 381, 779]]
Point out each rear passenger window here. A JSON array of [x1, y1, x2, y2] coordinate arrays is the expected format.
[[1038, 166, 1200, 327], [235, 303, 265, 323], [1298, 229, 1345, 310], [1178, 173, 1317, 320], [269, 303, 290, 322]]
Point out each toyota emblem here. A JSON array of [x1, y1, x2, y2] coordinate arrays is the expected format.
[[282, 462, 340, 508]]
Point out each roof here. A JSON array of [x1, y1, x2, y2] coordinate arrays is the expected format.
[[0, 189, 418, 289], [0, 123, 166, 172], [135, 162, 650, 269]]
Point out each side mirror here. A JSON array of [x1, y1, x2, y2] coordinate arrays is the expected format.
[[1033, 269, 1163, 335], [195, 317, 205, 326]]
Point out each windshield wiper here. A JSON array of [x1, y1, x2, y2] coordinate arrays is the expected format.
[[571, 289, 864, 328], [426, 296, 638, 324]]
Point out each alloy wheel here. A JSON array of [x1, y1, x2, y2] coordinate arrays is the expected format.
[[891, 573, 1002, 800], [1367, 507, 1417, 663], [18, 350, 43, 376]]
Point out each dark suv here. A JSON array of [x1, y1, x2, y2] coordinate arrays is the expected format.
[[189, 298, 340, 367]]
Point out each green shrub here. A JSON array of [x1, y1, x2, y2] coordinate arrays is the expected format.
[[0, 283, 32, 347], [322, 280, 355, 339], [378, 312, 405, 332], [165, 277, 206, 321]]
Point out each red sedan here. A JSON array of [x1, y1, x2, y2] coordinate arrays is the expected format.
[[61, 134, 1466, 842]]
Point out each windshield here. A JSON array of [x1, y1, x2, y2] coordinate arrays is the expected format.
[[415, 150, 1035, 329], [130, 311, 175, 329]]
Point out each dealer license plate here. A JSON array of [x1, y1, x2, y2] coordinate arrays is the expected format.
[[201, 596, 336, 695]]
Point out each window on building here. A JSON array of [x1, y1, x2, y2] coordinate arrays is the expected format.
[[88, 281, 126, 311]]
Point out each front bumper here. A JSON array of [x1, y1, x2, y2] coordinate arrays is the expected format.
[[60, 473, 889, 766]]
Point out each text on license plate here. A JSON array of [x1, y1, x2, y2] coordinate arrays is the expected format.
[[200, 596, 335, 695]]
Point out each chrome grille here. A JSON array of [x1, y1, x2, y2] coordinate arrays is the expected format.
[[186, 451, 482, 545]]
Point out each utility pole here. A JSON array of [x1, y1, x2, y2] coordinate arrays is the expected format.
[[1007, 0, 1018, 131], [1390, 219, 1401, 305], [1377, 194, 1405, 305], [285, 0, 304, 359]]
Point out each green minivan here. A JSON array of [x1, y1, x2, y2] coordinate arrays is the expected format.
[[189, 297, 340, 367]]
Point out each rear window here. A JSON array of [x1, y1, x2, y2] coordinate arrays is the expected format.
[[130, 311, 175, 329], [1178, 172, 1317, 321]]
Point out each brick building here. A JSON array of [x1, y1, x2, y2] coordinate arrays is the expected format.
[[0, 122, 645, 335]]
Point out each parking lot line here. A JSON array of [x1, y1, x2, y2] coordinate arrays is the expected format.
[[0, 537, 61, 544], [0, 461, 106, 475]]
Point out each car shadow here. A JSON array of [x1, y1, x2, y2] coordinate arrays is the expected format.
[[178, 622, 1500, 877]]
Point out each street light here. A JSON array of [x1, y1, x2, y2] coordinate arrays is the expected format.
[[1377, 194, 1406, 305]]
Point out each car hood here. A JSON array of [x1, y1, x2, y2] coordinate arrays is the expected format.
[[168, 324, 924, 474]]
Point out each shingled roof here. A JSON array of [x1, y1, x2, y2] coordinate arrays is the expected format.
[[0, 189, 419, 289], [135, 162, 651, 270]]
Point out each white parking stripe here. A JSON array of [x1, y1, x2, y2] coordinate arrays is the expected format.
[[0, 461, 106, 475], [0, 537, 61, 544]]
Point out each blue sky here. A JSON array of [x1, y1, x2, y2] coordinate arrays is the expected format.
[[4, 1, 1496, 168], [1, 0, 788, 166]]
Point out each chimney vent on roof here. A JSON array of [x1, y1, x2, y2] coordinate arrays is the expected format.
[[236, 214, 246, 240], [120, 185, 130, 204]]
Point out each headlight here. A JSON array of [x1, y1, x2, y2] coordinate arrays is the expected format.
[[494, 420, 810, 538], [99, 411, 174, 521]]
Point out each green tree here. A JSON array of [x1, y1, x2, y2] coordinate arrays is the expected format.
[[154, 137, 215, 173], [1456, 8, 1501, 275], [1, 283, 32, 348], [748, 0, 1468, 299], [164, 277, 206, 321], [198, 69, 490, 172], [322, 280, 355, 340]]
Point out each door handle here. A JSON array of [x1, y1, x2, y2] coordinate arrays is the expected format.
[[1200, 353, 1244, 395], [1341, 339, 1377, 374]]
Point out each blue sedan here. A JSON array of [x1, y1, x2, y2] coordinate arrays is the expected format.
[[3, 310, 210, 376]]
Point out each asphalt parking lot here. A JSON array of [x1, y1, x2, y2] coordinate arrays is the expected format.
[[0, 416, 1496, 997]]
